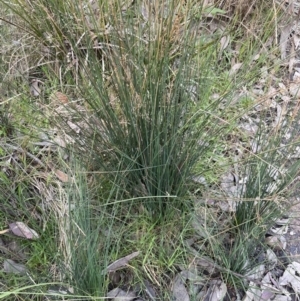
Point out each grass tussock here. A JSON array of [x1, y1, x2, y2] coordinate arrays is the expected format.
[[1, 0, 300, 300]]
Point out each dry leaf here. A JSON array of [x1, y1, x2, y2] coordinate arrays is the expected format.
[[140, 2, 150, 20], [279, 262, 300, 293], [220, 35, 230, 52], [54, 169, 69, 182], [260, 289, 275, 300], [269, 224, 288, 235], [259, 277, 290, 301], [192, 176, 207, 185], [265, 235, 286, 250], [204, 280, 227, 301], [246, 264, 265, 281], [293, 34, 300, 50], [172, 273, 189, 301], [143, 280, 156, 300], [202, 0, 214, 8], [266, 249, 277, 269], [279, 23, 294, 60], [53, 136, 66, 148], [220, 172, 240, 202], [272, 295, 291, 301], [30, 79, 41, 96], [107, 288, 136, 301], [293, 71, 300, 81], [67, 121, 80, 134], [289, 82, 300, 98], [3, 259, 28, 274], [278, 82, 289, 94], [9, 222, 39, 240], [180, 268, 205, 284], [243, 282, 262, 301], [47, 286, 72, 296], [50, 91, 69, 104], [275, 217, 290, 225], [261, 272, 278, 290], [103, 251, 139, 274], [229, 63, 243, 76]]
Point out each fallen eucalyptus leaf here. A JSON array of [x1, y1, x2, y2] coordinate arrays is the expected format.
[[243, 282, 261, 301], [172, 273, 189, 301], [279, 262, 300, 293], [265, 235, 286, 250], [260, 289, 275, 300], [180, 268, 205, 285], [194, 256, 218, 274], [53, 136, 66, 148], [204, 280, 227, 301], [67, 121, 80, 134], [266, 249, 277, 269], [289, 82, 300, 98], [246, 264, 265, 281], [275, 217, 290, 226], [30, 79, 41, 96], [47, 286, 72, 296], [50, 91, 69, 104], [103, 251, 139, 274], [229, 63, 243, 76], [3, 259, 28, 274], [262, 273, 286, 294], [192, 176, 207, 185], [9, 222, 39, 240], [107, 288, 136, 301], [272, 295, 291, 301], [31, 141, 53, 147], [143, 280, 156, 300], [220, 35, 230, 52], [279, 22, 294, 60], [269, 224, 288, 235], [54, 169, 69, 183]]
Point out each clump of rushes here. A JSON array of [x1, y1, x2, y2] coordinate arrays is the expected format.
[[1, 0, 287, 219], [2, 0, 298, 299]]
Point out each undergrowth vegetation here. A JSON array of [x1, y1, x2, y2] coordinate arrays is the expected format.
[[1, 0, 300, 300]]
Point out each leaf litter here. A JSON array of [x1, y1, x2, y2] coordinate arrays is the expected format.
[[186, 3, 300, 297], [0, 221, 39, 240]]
